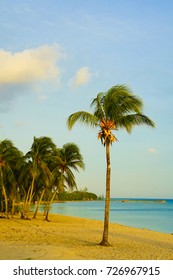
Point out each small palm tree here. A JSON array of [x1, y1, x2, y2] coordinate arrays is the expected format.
[[21, 136, 56, 219], [42, 143, 84, 221], [67, 85, 155, 246], [52, 143, 85, 192]]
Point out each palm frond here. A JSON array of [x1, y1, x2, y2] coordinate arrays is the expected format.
[[91, 92, 105, 119], [50, 142, 84, 192], [63, 169, 77, 190], [117, 113, 155, 133], [67, 84, 155, 148], [67, 111, 99, 130], [104, 85, 143, 119], [29, 136, 57, 161], [39, 161, 54, 184], [61, 143, 85, 170]]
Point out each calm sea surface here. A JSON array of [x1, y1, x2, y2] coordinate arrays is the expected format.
[[36, 198, 173, 234]]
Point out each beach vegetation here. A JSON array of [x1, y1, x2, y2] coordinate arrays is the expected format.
[[51, 143, 85, 193], [42, 142, 85, 221], [20, 136, 56, 219], [67, 84, 155, 246], [0, 137, 85, 220], [58, 190, 97, 201], [0, 139, 23, 218]]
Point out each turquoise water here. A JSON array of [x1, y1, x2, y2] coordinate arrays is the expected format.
[[36, 198, 173, 234]]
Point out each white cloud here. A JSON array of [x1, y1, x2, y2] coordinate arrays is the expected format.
[[148, 147, 157, 154], [0, 45, 64, 85], [72, 67, 91, 87], [0, 45, 65, 111]]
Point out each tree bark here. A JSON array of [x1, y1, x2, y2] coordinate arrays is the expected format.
[[32, 188, 45, 219], [21, 176, 35, 219], [2, 184, 9, 219], [44, 191, 57, 222], [11, 198, 15, 218], [0, 169, 9, 219], [99, 142, 111, 246]]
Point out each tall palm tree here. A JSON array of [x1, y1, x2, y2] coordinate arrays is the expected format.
[[21, 136, 56, 219], [67, 85, 155, 246]]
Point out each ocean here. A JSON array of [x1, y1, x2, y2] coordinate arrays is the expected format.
[[36, 198, 173, 234]]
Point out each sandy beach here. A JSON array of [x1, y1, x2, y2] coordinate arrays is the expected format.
[[0, 213, 173, 260]]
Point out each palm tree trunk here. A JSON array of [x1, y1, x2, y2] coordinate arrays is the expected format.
[[44, 191, 57, 222], [21, 176, 35, 219], [11, 198, 15, 217], [32, 188, 45, 219], [0, 198, 3, 213], [99, 142, 111, 246], [21, 184, 32, 219], [0, 168, 9, 219], [2, 184, 9, 219]]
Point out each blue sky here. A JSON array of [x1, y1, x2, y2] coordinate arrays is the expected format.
[[0, 0, 172, 198]]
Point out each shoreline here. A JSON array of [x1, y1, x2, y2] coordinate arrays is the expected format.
[[0, 212, 173, 260], [36, 198, 173, 234]]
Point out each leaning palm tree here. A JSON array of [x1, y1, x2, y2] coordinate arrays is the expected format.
[[52, 143, 85, 192], [0, 139, 23, 218], [21, 136, 56, 219], [67, 85, 155, 246], [42, 143, 85, 221]]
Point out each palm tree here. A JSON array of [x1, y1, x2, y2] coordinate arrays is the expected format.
[[52, 143, 85, 192], [42, 143, 85, 221], [8, 154, 25, 217], [67, 85, 155, 246], [0, 139, 23, 218], [21, 136, 56, 219]]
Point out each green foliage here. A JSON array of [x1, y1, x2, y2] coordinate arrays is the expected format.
[[67, 84, 155, 138], [51, 143, 85, 191], [0, 137, 85, 218], [67, 111, 98, 129], [0, 139, 24, 217], [58, 191, 97, 201]]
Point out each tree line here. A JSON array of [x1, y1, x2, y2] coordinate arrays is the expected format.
[[0, 137, 85, 220], [58, 190, 97, 201]]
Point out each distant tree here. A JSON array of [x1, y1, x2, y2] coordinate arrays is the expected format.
[[58, 190, 97, 201], [80, 187, 88, 192]]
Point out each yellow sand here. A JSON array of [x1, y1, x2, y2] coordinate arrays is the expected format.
[[0, 213, 173, 260]]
